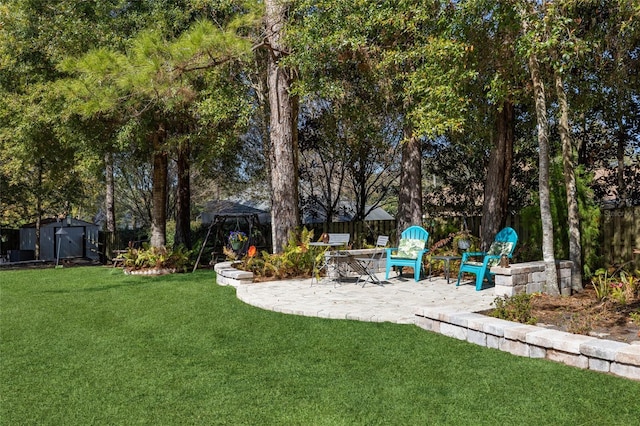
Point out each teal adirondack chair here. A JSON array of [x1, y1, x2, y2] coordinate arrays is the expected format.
[[385, 226, 429, 282], [456, 227, 518, 291]]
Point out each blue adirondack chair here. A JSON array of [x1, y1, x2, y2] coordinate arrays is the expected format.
[[385, 226, 430, 282], [456, 227, 518, 291]]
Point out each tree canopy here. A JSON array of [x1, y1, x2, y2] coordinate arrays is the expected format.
[[1, 0, 638, 273]]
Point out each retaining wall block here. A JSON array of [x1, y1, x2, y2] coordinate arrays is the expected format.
[[527, 282, 544, 293], [440, 323, 467, 341], [500, 339, 531, 357], [436, 308, 469, 323], [580, 339, 630, 361], [615, 344, 640, 365], [530, 345, 547, 358], [486, 334, 502, 349], [414, 307, 442, 320], [610, 363, 640, 381], [494, 285, 516, 297], [480, 317, 521, 337], [446, 312, 486, 328], [558, 268, 572, 279], [547, 349, 590, 369], [494, 275, 513, 287], [503, 324, 545, 342], [526, 329, 571, 348], [415, 316, 440, 333], [467, 329, 487, 347], [512, 273, 530, 285], [532, 271, 547, 283], [588, 358, 611, 373], [553, 333, 597, 355]]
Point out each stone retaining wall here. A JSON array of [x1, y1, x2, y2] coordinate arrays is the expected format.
[[491, 260, 573, 297], [415, 308, 640, 381], [214, 261, 253, 286]]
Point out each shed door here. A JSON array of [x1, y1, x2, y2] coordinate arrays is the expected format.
[[56, 227, 84, 258]]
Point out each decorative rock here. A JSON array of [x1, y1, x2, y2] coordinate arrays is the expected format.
[[124, 268, 176, 276]]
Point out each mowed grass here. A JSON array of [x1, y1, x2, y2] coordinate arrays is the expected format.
[[1, 267, 639, 425]]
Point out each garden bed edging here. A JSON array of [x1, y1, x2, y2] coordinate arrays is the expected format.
[[414, 308, 640, 381]]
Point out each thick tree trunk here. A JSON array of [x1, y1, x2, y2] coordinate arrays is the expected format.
[[616, 122, 626, 204], [105, 151, 116, 233], [555, 72, 583, 292], [150, 125, 168, 248], [265, 0, 300, 253], [480, 101, 514, 251], [35, 162, 42, 260], [104, 151, 116, 257], [528, 51, 559, 295], [396, 126, 422, 239], [253, 48, 273, 199], [174, 140, 191, 249], [35, 214, 41, 260]]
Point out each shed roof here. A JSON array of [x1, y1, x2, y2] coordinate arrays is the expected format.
[[21, 218, 97, 228]]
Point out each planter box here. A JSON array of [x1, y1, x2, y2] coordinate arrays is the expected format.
[[491, 260, 573, 297]]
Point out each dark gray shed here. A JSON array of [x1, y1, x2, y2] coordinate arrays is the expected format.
[[19, 218, 100, 261]]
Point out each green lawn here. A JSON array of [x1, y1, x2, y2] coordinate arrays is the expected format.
[[1, 267, 639, 425]]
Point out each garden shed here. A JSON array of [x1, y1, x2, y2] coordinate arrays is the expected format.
[[19, 218, 100, 262]]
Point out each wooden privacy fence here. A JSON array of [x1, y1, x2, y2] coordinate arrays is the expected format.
[[600, 206, 640, 271], [434, 207, 640, 271]]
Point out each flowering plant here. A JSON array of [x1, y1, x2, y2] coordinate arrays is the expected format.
[[228, 231, 248, 244]]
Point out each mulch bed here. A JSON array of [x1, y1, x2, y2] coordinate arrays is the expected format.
[[528, 288, 640, 343]]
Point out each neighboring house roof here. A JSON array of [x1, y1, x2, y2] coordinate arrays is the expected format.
[[302, 202, 394, 224], [362, 206, 395, 221], [202, 199, 395, 225]]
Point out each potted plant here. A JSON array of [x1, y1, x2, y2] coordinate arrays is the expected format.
[[228, 231, 248, 251], [453, 230, 472, 252]]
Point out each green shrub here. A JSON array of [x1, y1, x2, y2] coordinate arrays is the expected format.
[[235, 227, 324, 279], [120, 244, 192, 272], [489, 293, 537, 325], [591, 268, 639, 305]]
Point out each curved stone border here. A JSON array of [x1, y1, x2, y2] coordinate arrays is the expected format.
[[414, 308, 640, 381]]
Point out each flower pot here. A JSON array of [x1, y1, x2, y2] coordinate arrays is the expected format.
[[458, 239, 471, 251], [231, 241, 244, 251]]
